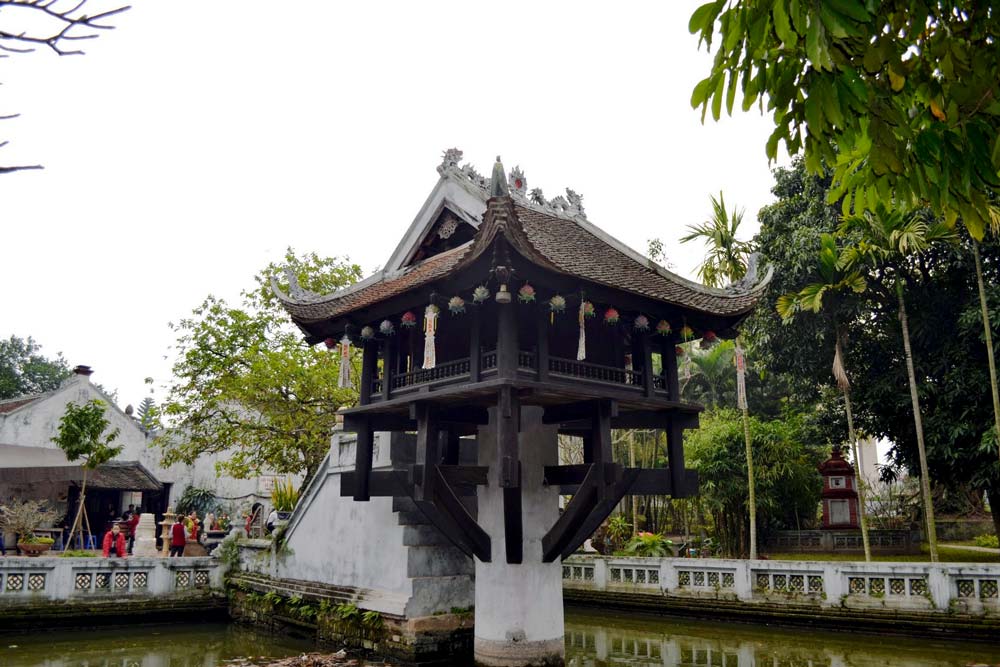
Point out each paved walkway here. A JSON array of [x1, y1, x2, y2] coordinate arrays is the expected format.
[[939, 544, 1000, 554]]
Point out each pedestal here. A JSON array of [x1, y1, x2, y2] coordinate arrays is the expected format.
[[474, 407, 565, 667], [133, 512, 159, 557]]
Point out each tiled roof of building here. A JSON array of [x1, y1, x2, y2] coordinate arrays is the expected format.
[[0, 394, 45, 414]]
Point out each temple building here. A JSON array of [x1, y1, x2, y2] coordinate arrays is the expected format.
[[274, 150, 770, 666]]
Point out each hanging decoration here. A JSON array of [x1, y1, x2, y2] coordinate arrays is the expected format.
[[633, 314, 650, 332], [604, 307, 620, 325], [379, 319, 395, 336], [577, 299, 587, 361], [518, 283, 536, 303], [675, 345, 685, 357], [422, 304, 439, 369], [703, 330, 718, 343], [582, 301, 596, 318], [549, 294, 566, 324], [655, 320, 672, 337], [323, 338, 336, 349], [473, 285, 491, 304], [401, 311, 417, 328], [448, 296, 466, 314], [337, 335, 352, 388], [680, 324, 694, 341], [360, 326, 375, 342]]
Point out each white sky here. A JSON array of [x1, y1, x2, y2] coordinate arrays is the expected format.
[[2, 0, 788, 409]]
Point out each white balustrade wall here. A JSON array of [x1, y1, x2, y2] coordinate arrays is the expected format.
[[564, 555, 1000, 615], [0, 557, 223, 603]]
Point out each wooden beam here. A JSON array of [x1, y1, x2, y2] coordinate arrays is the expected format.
[[497, 292, 518, 380], [536, 312, 549, 382], [543, 463, 618, 486], [542, 400, 619, 425], [662, 338, 679, 401], [340, 470, 410, 498], [413, 404, 439, 502], [442, 430, 461, 465], [469, 307, 481, 383], [344, 413, 414, 433], [429, 466, 492, 562], [541, 464, 599, 562], [503, 483, 523, 564], [555, 468, 641, 561], [353, 418, 374, 501]]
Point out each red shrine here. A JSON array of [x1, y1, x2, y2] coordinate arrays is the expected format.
[[818, 445, 860, 529]]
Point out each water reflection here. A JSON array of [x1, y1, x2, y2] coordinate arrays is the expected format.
[[1, 623, 313, 667], [564, 608, 1000, 667]]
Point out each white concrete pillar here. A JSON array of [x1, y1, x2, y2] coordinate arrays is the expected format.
[[475, 406, 564, 667], [133, 513, 159, 557]]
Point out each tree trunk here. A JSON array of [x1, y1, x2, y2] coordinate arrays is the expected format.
[[65, 468, 88, 549], [736, 339, 757, 560], [973, 240, 1000, 462], [987, 486, 1000, 541], [629, 431, 639, 534], [843, 382, 872, 562], [897, 281, 939, 562]]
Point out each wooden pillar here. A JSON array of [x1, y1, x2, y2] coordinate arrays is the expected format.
[[536, 312, 549, 382], [413, 403, 439, 502], [592, 399, 615, 500], [381, 338, 393, 402], [662, 339, 679, 401], [359, 341, 378, 405], [640, 333, 654, 397], [354, 417, 374, 501], [667, 415, 685, 496], [470, 307, 481, 383], [443, 429, 461, 465], [409, 320, 420, 374], [497, 297, 518, 380], [497, 385, 522, 563]]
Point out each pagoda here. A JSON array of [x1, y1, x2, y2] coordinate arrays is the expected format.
[[275, 150, 770, 666]]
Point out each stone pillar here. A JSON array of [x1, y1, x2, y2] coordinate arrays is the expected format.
[[133, 513, 159, 557], [475, 406, 564, 667]]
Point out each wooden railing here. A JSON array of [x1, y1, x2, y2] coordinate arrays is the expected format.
[[389, 357, 471, 391], [549, 356, 643, 388]]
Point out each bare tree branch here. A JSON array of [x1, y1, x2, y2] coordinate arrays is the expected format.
[[0, 0, 129, 172]]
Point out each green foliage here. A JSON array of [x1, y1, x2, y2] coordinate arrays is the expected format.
[[218, 535, 241, 570], [334, 603, 361, 622], [622, 532, 674, 557], [688, 408, 826, 557], [361, 610, 384, 630], [51, 400, 122, 468], [0, 335, 70, 400], [680, 192, 752, 287], [681, 339, 736, 407], [263, 590, 282, 609], [974, 534, 999, 549], [159, 249, 362, 482], [60, 549, 97, 557], [0, 499, 59, 541], [136, 396, 161, 432], [270, 477, 299, 512], [174, 486, 218, 516], [605, 514, 631, 551], [690, 0, 1000, 237]]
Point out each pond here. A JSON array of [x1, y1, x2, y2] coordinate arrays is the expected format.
[[2, 610, 998, 666]]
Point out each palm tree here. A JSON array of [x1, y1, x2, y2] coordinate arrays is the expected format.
[[682, 340, 736, 407], [839, 204, 956, 562], [681, 192, 752, 288], [682, 192, 758, 558], [776, 233, 872, 561]]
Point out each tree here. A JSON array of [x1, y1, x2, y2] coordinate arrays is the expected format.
[[1, 0, 129, 173], [136, 396, 159, 432], [681, 339, 736, 407], [159, 249, 363, 485], [52, 399, 121, 547], [839, 204, 955, 561], [776, 233, 873, 561], [689, 0, 1000, 235], [688, 408, 825, 557], [681, 192, 760, 558], [0, 335, 70, 399], [680, 192, 752, 288]]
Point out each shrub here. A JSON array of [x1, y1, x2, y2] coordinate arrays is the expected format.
[[61, 549, 97, 558], [622, 532, 673, 557], [974, 533, 999, 549], [271, 478, 299, 512], [0, 499, 58, 541]]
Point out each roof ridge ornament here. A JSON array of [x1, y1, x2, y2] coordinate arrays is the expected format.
[[490, 156, 509, 198], [270, 268, 329, 305]]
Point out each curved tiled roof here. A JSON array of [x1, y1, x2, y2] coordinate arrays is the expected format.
[[277, 198, 769, 328]]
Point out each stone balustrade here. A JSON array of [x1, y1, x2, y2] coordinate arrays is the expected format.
[[564, 555, 1000, 617], [0, 556, 223, 604]]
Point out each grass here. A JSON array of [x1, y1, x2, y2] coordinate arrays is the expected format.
[[764, 543, 1000, 564]]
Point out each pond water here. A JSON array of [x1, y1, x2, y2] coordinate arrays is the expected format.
[[2, 610, 999, 667]]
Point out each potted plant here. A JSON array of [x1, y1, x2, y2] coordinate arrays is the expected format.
[[0, 499, 59, 557], [271, 478, 299, 521]]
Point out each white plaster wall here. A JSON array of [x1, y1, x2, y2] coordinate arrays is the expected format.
[[276, 432, 413, 616]]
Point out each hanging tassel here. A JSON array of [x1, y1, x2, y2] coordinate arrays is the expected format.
[[423, 304, 439, 369], [576, 299, 587, 361], [337, 335, 351, 388]]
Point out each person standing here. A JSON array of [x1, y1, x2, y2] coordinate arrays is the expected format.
[[127, 511, 140, 554], [169, 517, 186, 557], [265, 507, 278, 535], [102, 523, 127, 558]]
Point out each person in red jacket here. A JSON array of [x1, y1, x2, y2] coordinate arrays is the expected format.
[[169, 516, 187, 557], [102, 523, 127, 558], [127, 512, 140, 554]]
